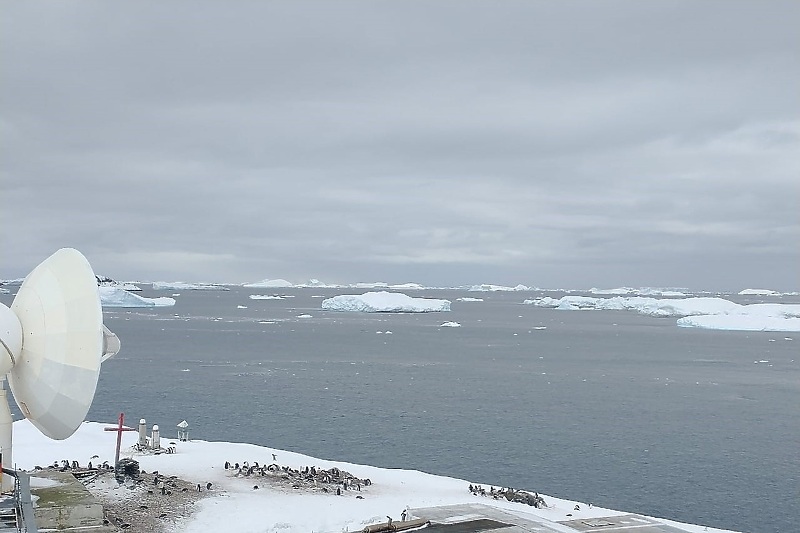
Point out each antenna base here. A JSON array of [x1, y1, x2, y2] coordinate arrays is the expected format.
[[0, 382, 13, 493]]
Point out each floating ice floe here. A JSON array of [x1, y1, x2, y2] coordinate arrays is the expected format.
[[249, 294, 285, 300], [457, 297, 484, 302], [321, 291, 451, 313], [526, 296, 800, 332], [99, 286, 176, 308], [440, 321, 461, 327]]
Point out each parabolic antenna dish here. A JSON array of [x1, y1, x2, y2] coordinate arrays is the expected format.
[[7, 248, 106, 440]]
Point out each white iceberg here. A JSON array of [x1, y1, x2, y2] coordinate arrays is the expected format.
[[321, 291, 451, 313], [589, 287, 636, 295], [677, 304, 800, 331], [469, 284, 532, 292], [527, 296, 800, 332], [350, 281, 390, 289], [528, 296, 740, 316], [637, 288, 687, 297], [152, 281, 228, 291], [96, 276, 141, 291], [440, 321, 461, 327], [244, 278, 294, 288], [588, 287, 687, 297], [457, 297, 484, 302], [295, 278, 343, 288], [99, 286, 176, 307], [738, 288, 780, 296], [388, 282, 426, 290], [248, 294, 285, 300]]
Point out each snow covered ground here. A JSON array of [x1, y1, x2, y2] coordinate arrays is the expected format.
[[13, 419, 738, 533]]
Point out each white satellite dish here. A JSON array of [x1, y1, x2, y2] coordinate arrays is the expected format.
[[0, 248, 120, 492]]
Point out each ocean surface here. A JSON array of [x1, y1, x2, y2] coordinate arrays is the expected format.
[[5, 287, 798, 533]]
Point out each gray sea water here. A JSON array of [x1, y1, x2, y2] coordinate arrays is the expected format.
[[5, 288, 798, 533]]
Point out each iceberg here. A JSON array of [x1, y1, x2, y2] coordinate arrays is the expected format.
[[527, 296, 800, 332], [350, 281, 390, 289], [528, 296, 741, 316], [589, 287, 687, 297], [99, 286, 176, 307], [243, 278, 294, 288], [677, 304, 800, 331], [321, 291, 451, 313], [738, 288, 780, 296], [589, 287, 636, 295], [388, 282, 426, 290], [248, 294, 285, 300], [469, 284, 532, 292], [296, 278, 343, 288], [152, 281, 228, 291], [637, 288, 688, 297], [96, 275, 141, 291]]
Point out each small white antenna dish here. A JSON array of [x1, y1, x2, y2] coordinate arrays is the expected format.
[[0, 248, 120, 492]]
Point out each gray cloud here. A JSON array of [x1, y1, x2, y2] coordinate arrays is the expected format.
[[2, 1, 798, 291]]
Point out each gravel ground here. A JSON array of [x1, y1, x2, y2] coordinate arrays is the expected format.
[[79, 463, 373, 532], [85, 471, 208, 533]]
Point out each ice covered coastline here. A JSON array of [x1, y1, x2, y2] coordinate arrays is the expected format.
[[14, 420, 739, 533]]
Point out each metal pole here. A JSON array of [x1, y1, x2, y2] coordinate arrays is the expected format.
[[114, 413, 124, 468], [0, 381, 14, 493]]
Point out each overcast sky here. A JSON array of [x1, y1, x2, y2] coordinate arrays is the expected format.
[[2, 1, 798, 291]]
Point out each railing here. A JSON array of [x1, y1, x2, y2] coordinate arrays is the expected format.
[[1, 468, 37, 533]]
